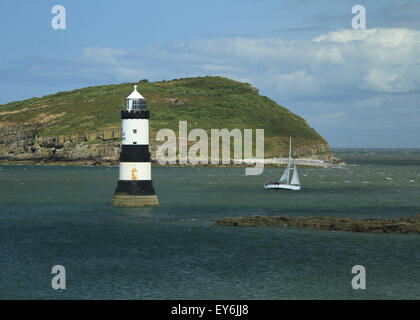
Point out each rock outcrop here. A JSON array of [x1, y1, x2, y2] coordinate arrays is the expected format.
[[215, 215, 420, 234]]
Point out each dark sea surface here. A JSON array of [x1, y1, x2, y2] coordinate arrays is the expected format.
[[0, 149, 419, 299]]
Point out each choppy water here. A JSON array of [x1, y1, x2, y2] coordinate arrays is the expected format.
[[0, 149, 419, 299]]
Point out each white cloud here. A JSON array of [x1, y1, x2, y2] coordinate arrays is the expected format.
[[313, 29, 377, 43], [274, 70, 321, 94], [76, 28, 420, 97], [5, 28, 420, 101], [84, 47, 128, 65], [364, 68, 408, 93], [2, 28, 420, 146]]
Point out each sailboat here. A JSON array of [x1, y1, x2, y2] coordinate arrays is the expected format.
[[264, 137, 301, 191]]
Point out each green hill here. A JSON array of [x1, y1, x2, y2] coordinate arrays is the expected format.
[[0, 76, 335, 164]]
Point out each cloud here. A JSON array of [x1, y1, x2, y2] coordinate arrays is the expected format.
[[83, 47, 128, 65], [274, 70, 321, 94], [5, 28, 419, 97], [312, 28, 420, 94], [1, 28, 419, 146]]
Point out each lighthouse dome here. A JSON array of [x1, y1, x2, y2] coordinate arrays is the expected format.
[[126, 85, 146, 110]]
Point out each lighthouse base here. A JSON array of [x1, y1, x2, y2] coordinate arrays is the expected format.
[[111, 194, 159, 207], [111, 180, 159, 207]]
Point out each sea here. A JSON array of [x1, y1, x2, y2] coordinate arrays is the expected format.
[[0, 149, 419, 299]]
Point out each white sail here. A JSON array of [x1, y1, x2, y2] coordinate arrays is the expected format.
[[290, 163, 300, 185], [265, 136, 301, 191], [279, 137, 292, 184], [279, 163, 290, 183]]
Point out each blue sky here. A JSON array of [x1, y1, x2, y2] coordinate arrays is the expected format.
[[1, 0, 420, 147]]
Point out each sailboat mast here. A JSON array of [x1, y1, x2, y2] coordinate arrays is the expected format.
[[289, 136, 292, 160], [286, 136, 292, 184]]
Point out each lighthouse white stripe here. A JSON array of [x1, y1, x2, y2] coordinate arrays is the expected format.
[[122, 119, 149, 145], [119, 162, 151, 181]]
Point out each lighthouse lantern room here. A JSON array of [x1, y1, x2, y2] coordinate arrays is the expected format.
[[111, 85, 159, 206]]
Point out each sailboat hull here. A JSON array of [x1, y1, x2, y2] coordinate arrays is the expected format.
[[264, 183, 301, 191]]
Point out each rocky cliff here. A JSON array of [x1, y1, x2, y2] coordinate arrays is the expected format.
[[0, 124, 121, 164]]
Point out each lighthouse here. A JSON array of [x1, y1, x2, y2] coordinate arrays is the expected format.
[[111, 85, 159, 206]]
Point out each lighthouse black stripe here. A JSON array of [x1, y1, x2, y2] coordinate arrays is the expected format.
[[120, 145, 151, 162], [121, 145, 150, 153], [121, 110, 150, 119], [120, 153, 151, 162], [114, 180, 156, 195]]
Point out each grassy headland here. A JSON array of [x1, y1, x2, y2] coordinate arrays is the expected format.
[[0, 76, 336, 165]]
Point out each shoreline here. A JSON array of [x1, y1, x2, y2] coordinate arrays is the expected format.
[[0, 157, 343, 168]]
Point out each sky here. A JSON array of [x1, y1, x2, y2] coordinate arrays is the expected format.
[[0, 0, 419, 148]]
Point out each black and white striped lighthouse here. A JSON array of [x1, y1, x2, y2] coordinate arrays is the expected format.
[[111, 85, 159, 206]]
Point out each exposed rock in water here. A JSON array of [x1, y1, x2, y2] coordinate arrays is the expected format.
[[215, 215, 420, 234]]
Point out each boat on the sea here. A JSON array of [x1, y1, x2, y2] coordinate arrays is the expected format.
[[264, 137, 301, 191]]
